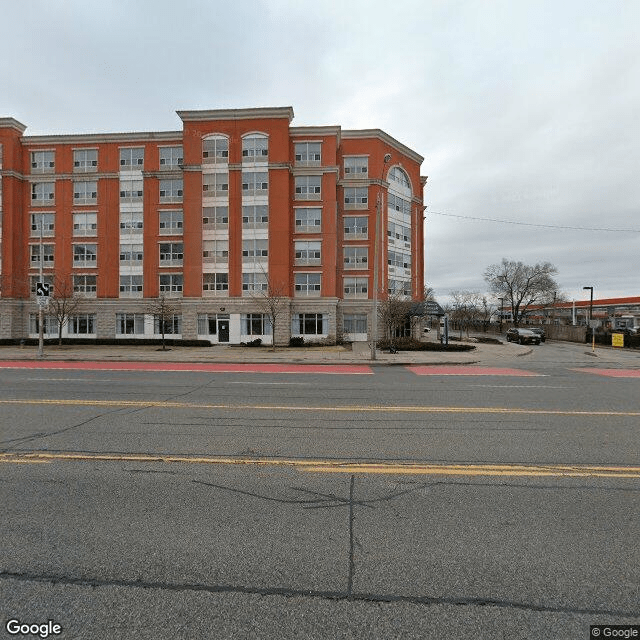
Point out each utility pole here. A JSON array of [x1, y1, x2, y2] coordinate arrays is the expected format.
[[370, 153, 392, 360], [37, 219, 44, 359]]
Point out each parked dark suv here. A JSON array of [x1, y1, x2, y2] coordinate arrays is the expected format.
[[529, 327, 546, 342], [506, 328, 541, 345]]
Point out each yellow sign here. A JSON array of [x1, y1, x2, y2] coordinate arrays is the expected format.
[[612, 333, 624, 348]]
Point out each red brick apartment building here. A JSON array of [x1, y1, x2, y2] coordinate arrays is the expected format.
[[0, 107, 426, 345]]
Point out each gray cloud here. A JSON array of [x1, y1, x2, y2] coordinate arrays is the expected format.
[[2, 0, 638, 304]]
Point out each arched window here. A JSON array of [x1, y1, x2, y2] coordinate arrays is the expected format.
[[242, 133, 268, 160], [388, 166, 411, 191], [202, 135, 229, 164]]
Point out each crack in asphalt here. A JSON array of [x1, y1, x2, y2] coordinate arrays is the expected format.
[[1, 570, 637, 619]]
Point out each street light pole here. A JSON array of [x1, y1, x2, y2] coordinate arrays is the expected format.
[[498, 297, 504, 334], [370, 153, 392, 361], [583, 285, 594, 351]]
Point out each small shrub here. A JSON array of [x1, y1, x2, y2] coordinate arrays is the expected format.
[[246, 338, 262, 347], [289, 336, 305, 347]]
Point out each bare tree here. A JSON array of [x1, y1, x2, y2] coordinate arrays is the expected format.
[[484, 259, 559, 326], [146, 295, 177, 350], [249, 273, 290, 349], [48, 275, 83, 345], [423, 286, 437, 302], [378, 291, 415, 347], [448, 290, 484, 338]]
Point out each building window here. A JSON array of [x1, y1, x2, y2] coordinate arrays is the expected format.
[[203, 206, 228, 230], [120, 211, 143, 233], [294, 142, 321, 166], [119, 179, 143, 202], [344, 246, 368, 270], [197, 313, 227, 335], [389, 166, 411, 189], [73, 149, 98, 172], [388, 193, 411, 216], [159, 146, 183, 168], [154, 314, 182, 335], [159, 274, 184, 295], [292, 313, 327, 335], [73, 181, 98, 205], [120, 148, 144, 168], [344, 216, 368, 239], [29, 314, 59, 336], [344, 156, 368, 177], [242, 205, 268, 229], [73, 212, 97, 236], [119, 243, 143, 264], [343, 277, 368, 299], [30, 275, 54, 295], [294, 273, 321, 297], [159, 242, 183, 265], [159, 210, 183, 234], [343, 314, 367, 334], [294, 208, 322, 233], [73, 244, 97, 267], [242, 239, 268, 262], [119, 275, 143, 297], [68, 314, 96, 335], [30, 213, 55, 237], [31, 151, 55, 174], [31, 182, 55, 204], [202, 173, 229, 196], [202, 136, 229, 164], [295, 176, 321, 200], [159, 179, 183, 202], [294, 241, 321, 266], [388, 279, 411, 297], [388, 221, 411, 244], [241, 313, 272, 336], [73, 275, 97, 296], [30, 151, 54, 176], [242, 134, 268, 160], [202, 240, 228, 263], [344, 187, 368, 208], [203, 273, 228, 292], [242, 272, 268, 293], [241, 171, 268, 195], [30, 244, 54, 266], [387, 250, 411, 270], [116, 313, 145, 334]]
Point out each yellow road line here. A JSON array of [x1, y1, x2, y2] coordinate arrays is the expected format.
[[1, 452, 639, 478], [1, 398, 639, 417]]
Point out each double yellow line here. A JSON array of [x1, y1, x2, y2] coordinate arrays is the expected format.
[[2, 452, 640, 478], [1, 397, 640, 417]]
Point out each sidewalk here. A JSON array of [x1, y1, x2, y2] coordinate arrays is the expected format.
[[0, 340, 532, 366]]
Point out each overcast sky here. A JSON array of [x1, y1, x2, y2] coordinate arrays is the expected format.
[[2, 0, 638, 304]]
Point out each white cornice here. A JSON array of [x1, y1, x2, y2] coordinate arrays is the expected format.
[[0, 118, 27, 133], [22, 131, 183, 145], [342, 129, 424, 165], [290, 126, 341, 140], [177, 107, 294, 123]]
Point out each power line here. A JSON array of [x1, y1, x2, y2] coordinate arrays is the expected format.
[[427, 211, 640, 233]]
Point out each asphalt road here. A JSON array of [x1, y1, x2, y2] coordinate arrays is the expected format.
[[1, 342, 639, 639]]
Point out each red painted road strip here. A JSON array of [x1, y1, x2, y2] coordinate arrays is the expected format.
[[0, 361, 373, 375], [408, 366, 542, 377], [575, 368, 640, 378]]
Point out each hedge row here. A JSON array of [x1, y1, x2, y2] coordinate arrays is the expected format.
[[586, 331, 640, 349], [0, 338, 212, 347], [377, 338, 476, 352]]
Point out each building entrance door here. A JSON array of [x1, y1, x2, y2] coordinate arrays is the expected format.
[[218, 319, 230, 343]]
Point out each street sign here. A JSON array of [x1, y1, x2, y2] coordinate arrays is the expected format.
[[588, 319, 600, 329], [612, 333, 624, 348], [36, 282, 51, 297]]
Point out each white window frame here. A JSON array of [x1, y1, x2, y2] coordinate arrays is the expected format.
[[294, 273, 321, 297], [31, 151, 55, 174], [73, 181, 98, 205]]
